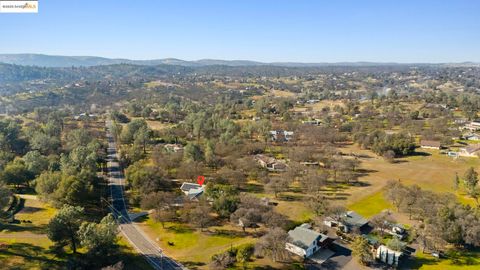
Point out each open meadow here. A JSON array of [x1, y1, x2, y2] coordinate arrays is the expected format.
[[138, 218, 292, 269], [342, 144, 480, 217], [0, 195, 62, 270]]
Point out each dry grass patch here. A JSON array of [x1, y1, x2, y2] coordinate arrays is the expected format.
[[272, 89, 296, 98], [340, 144, 480, 207], [146, 120, 174, 131]]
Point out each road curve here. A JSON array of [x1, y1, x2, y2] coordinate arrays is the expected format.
[[106, 120, 185, 270]]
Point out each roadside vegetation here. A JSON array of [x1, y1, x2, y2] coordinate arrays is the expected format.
[[1, 63, 480, 269], [0, 114, 148, 269]]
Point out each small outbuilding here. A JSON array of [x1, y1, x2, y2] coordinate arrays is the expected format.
[[420, 140, 441, 150]]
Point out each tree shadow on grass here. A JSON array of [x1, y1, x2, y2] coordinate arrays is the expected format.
[[0, 223, 47, 234], [408, 151, 432, 157], [133, 214, 149, 223], [114, 244, 156, 270], [355, 168, 378, 176], [252, 265, 280, 270], [166, 224, 194, 234], [278, 193, 304, 201], [242, 182, 265, 194], [325, 184, 349, 191], [323, 196, 348, 201], [348, 181, 371, 187], [205, 228, 248, 238], [18, 206, 43, 214], [0, 242, 65, 269], [14, 187, 36, 195], [402, 255, 439, 269], [181, 261, 206, 269]]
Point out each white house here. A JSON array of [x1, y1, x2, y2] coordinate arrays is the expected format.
[[306, 99, 320, 104], [285, 224, 334, 259], [376, 245, 403, 267], [164, 143, 184, 153], [302, 119, 322, 126], [269, 130, 294, 142], [74, 112, 97, 121], [254, 154, 287, 172], [464, 121, 480, 131], [455, 118, 468, 124], [383, 223, 407, 240], [464, 133, 480, 141], [180, 182, 205, 200]]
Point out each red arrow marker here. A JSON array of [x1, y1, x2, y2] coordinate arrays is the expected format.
[[197, 175, 205, 186]]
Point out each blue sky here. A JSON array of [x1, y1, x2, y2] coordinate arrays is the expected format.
[[0, 0, 479, 62]]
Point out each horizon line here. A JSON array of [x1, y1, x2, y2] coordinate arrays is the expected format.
[[0, 52, 479, 65]]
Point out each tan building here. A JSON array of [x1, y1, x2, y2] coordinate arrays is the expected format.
[[420, 140, 442, 150], [459, 144, 480, 157], [254, 154, 287, 171]]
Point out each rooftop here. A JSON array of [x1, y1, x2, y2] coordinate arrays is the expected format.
[[465, 144, 480, 154], [343, 211, 368, 228], [420, 140, 441, 147], [288, 225, 328, 250], [255, 154, 277, 164], [180, 182, 202, 192], [186, 188, 204, 200]]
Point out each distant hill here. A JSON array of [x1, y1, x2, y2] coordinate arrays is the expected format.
[[0, 54, 264, 67], [1, 53, 464, 68], [0, 54, 125, 67], [0, 62, 195, 84]]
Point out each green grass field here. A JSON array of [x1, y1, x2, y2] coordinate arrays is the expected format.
[[0, 195, 153, 270], [340, 145, 480, 212], [146, 120, 175, 131], [406, 249, 480, 269], [348, 190, 392, 218], [339, 145, 480, 269], [139, 218, 255, 268], [0, 195, 63, 269]]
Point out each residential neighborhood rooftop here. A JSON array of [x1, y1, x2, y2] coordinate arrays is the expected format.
[[180, 182, 205, 200], [343, 211, 369, 228], [288, 226, 328, 250], [420, 140, 441, 148]]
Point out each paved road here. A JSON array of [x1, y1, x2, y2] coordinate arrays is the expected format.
[[106, 120, 185, 270]]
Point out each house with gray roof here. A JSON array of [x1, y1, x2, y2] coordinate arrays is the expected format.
[[343, 211, 369, 230], [324, 210, 369, 233], [286, 224, 334, 259], [180, 182, 204, 200], [464, 133, 480, 141]]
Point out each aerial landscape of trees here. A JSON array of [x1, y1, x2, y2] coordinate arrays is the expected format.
[[1, 62, 480, 269]]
